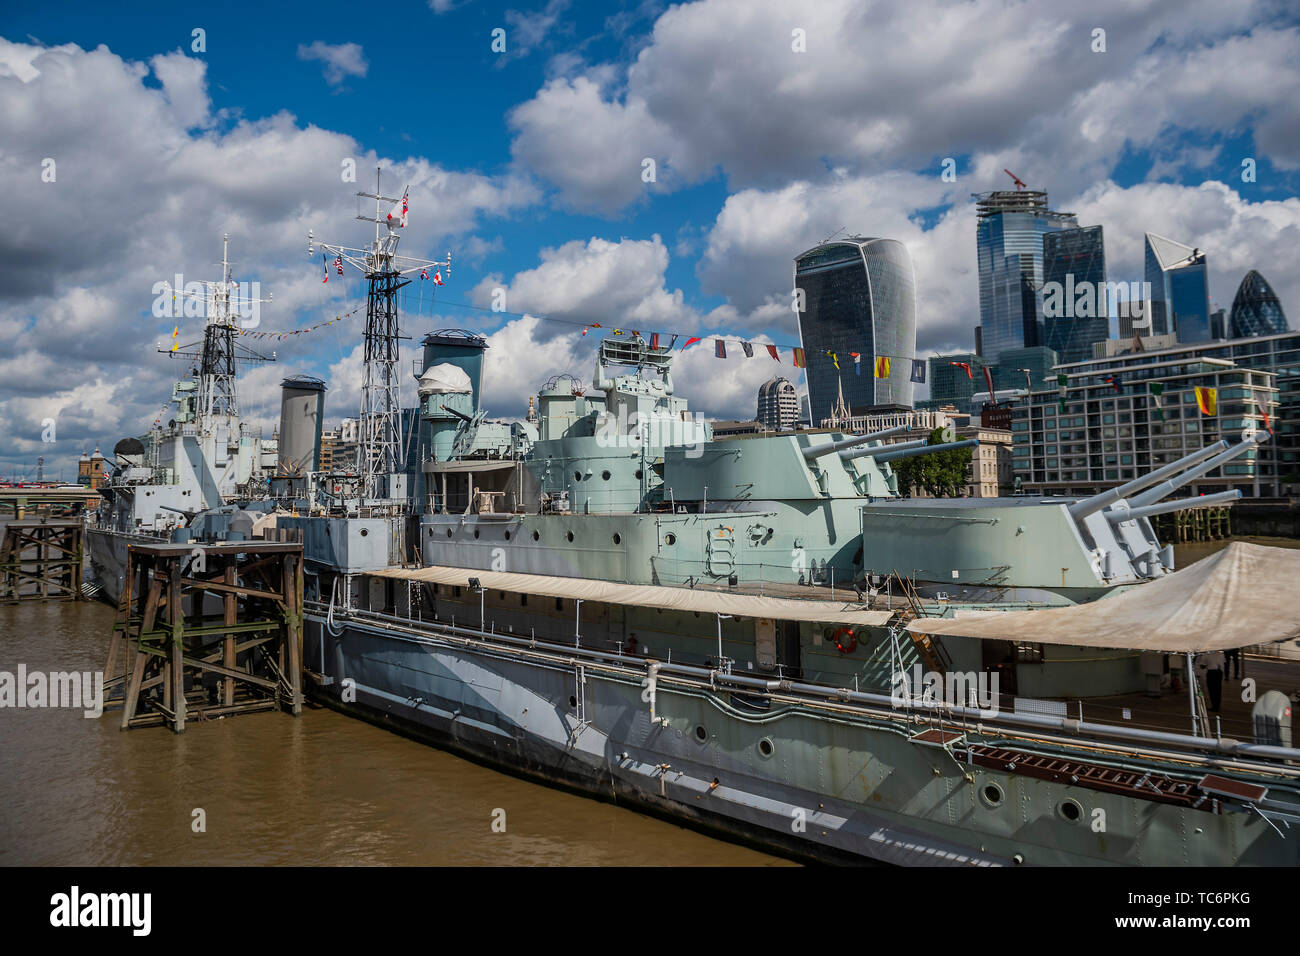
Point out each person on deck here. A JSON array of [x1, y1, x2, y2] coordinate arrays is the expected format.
[[1197, 650, 1226, 713], [1224, 647, 1242, 681]]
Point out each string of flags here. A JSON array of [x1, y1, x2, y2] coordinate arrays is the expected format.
[[233, 302, 366, 340], [575, 323, 928, 383]]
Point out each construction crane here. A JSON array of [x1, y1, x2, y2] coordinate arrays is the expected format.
[[1003, 168, 1028, 191]]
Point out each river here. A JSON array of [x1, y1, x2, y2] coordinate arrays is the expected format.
[[0, 598, 788, 866]]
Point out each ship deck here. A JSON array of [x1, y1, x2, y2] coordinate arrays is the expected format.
[[1024, 653, 1300, 741]]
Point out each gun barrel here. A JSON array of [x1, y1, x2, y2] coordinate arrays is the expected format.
[[840, 438, 927, 460], [1066, 440, 1228, 521], [1107, 489, 1242, 524], [874, 438, 978, 464], [800, 425, 908, 462], [1130, 433, 1265, 508], [440, 403, 474, 423]]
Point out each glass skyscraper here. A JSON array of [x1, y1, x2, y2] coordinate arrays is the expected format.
[[794, 238, 917, 422], [1042, 225, 1107, 364], [1144, 233, 1210, 343], [976, 189, 1078, 361], [1229, 270, 1289, 337]]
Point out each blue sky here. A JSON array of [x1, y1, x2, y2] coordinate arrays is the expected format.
[[2, 0, 1298, 479]]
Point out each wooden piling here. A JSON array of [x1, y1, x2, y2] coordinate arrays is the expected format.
[[0, 518, 83, 603], [102, 540, 304, 732]]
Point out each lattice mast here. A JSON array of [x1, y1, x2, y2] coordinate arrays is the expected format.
[[162, 234, 275, 430], [309, 167, 451, 502]]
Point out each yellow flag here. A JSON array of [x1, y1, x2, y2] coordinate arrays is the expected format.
[[875, 356, 891, 378], [1195, 386, 1217, 416], [171, 326, 179, 353]]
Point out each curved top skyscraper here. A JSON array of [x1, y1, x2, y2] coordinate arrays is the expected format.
[[794, 237, 917, 424], [1229, 270, 1289, 338]]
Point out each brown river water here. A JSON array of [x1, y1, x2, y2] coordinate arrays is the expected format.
[[2, 535, 1293, 866], [0, 598, 787, 866]]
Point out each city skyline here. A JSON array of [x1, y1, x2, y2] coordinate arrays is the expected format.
[[2, 1, 1299, 480]]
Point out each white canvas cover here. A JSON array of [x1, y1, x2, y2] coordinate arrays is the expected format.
[[907, 542, 1300, 651], [373, 565, 893, 627], [417, 363, 473, 396]]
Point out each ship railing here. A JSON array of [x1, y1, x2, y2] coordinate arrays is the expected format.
[[305, 598, 1300, 774]]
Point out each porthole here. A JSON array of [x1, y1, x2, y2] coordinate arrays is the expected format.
[[694, 725, 708, 742], [634, 469, 642, 479], [601, 470, 611, 481], [504, 531, 511, 541], [574, 471, 582, 481], [612, 533, 622, 545], [532, 530, 540, 542], [981, 783, 1004, 808], [757, 737, 775, 758], [566, 531, 574, 543], [446, 528, 453, 538], [664, 532, 676, 545], [473, 529, 480, 539], [359, 529, 368, 537], [1058, 798, 1083, 824], [569, 695, 577, 708]]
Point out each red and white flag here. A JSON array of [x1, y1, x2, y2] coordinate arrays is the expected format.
[[334, 256, 343, 275], [387, 188, 409, 228], [421, 268, 429, 280], [433, 269, 444, 286]]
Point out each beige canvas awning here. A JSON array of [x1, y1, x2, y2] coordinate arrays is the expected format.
[[372, 565, 894, 627], [907, 542, 1300, 651]]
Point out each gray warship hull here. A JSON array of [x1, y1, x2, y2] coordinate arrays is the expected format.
[[299, 600, 1298, 867]]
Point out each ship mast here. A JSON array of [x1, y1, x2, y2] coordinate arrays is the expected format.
[[309, 166, 452, 503], [163, 234, 275, 431]]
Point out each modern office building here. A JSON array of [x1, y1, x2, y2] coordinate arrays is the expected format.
[[1010, 332, 1299, 497], [975, 189, 1078, 360], [756, 376, 800, 431], [1042, 225, 1108, 364], [1144, 233, 1211, 343], [1229, 270, 1289, 338], [794, 237, 918, 423]]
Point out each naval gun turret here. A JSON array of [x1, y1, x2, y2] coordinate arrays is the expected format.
[[859, 431, 1270, 604]]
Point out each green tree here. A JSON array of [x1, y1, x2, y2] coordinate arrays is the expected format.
[[891, 427, 973, 498]]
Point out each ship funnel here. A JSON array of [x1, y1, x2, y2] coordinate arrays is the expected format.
[[1107, 489, 1242, 524], [1067, 440, 1228, 521], [1129, 433, 1266, 509], [800, 426, 908, 462], [840, 438, 927, 461], [873, 438, 978, 464], [277, 376, 326, 477]]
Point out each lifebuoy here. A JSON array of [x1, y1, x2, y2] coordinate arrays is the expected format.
[[833, 627, 857, 655]]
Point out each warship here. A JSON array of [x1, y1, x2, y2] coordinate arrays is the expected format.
[[87, 191, 1300, 866], [84, 235, 280, 601]]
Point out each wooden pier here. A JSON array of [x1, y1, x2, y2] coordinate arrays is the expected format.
[[103, 540, 304, 732], [0, 518, 83, 603], [1150, 504, 1232, 543]]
